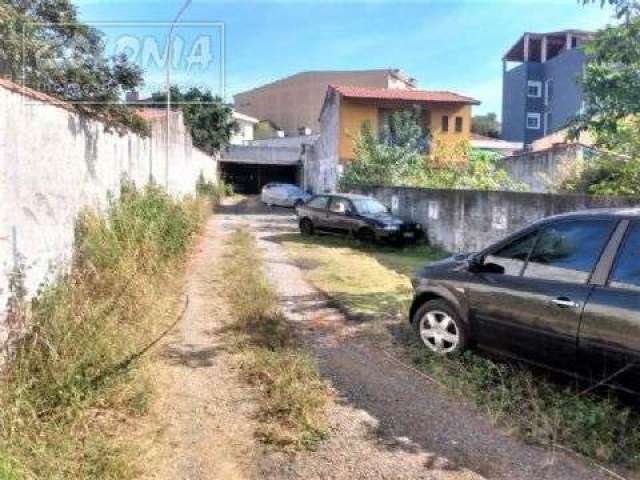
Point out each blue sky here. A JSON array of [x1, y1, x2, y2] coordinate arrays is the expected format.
[[75, 0, 617, 117]]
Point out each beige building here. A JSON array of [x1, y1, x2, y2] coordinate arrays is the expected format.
[[233, 69, 416, 136]]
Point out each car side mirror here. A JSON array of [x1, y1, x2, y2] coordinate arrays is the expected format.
[[482, 262, 506, 275], [467, 256, 505, 275], [345, 208, 354, 216]]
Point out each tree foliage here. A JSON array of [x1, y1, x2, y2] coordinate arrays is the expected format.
[[471, 113, 501, 138], [572, 14, 640, 140], [561, 1, 640, 196], [339, 111, 429, 187], [150, 86, 237, 154], [0, 0, 148, 134], [340, 111, 526, 192], [581, 0, 640, 20]]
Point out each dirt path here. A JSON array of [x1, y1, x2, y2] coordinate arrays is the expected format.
[[216, 196, 619, 480], [135, 216, 259, 480]]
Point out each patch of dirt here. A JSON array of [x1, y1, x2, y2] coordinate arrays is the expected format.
[[133, 216, 259, 480]]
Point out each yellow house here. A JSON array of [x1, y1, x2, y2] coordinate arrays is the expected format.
[[319, 85, 480, 165]]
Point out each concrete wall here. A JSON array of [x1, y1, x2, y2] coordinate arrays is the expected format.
[[0, 83, 217, 349], [309, 92, 340, 194], [499, 144, 586, 193], [221, 145, 302, 165], [347, 185, 640, 253]]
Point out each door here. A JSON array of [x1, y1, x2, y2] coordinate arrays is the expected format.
[[326, 197, 354, 234], [579, 221, 640, 390], [304, 196, 331, 231], [469, 219, 617, 370]]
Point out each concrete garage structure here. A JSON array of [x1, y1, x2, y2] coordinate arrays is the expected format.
[[220, 145, 304, 194]]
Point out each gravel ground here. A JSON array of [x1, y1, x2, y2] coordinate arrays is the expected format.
[[136, 217, 259, 480], [216, 196, 622, 480]]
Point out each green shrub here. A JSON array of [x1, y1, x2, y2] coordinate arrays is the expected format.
[[0, 179, 206, 479], [196, 172, 233, 205]]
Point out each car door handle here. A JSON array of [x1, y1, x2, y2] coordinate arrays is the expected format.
[[551, 297, 579, 309]]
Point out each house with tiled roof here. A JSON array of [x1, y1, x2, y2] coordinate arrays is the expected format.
[[318, 84, 480, 166]]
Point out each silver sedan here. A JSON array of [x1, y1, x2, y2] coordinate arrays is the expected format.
[[261, 183, 311, 208]]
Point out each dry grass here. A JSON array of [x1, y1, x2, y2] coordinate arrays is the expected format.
[[0, 181, 209, 479], [222, 228, 331, 450]]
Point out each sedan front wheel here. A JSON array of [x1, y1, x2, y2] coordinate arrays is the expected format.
[[413, 300, 468, 355]]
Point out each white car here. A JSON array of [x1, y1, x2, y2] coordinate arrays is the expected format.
[[261, 183, 311, 208]]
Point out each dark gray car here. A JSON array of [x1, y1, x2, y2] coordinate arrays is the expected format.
[[296, 193, 423, 244], [409, 208, 640, 393]]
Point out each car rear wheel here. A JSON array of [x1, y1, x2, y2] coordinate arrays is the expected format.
[[413, 300, 468, 355], [300, 218, 314, 236]]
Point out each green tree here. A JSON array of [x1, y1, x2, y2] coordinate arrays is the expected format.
[[471, 113, 501, 138], [339, 111, 429, 187], [151, 86, 237, 154], [340, 111, 525, 191], [559, 1, 640, 196], [571, 15, 640, 140], [0, 0, 147, 134]]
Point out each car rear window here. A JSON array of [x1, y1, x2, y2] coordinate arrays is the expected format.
[[610, 222, 640, 291], [523, 220, 615, 284], [306, 196, 329, 209]]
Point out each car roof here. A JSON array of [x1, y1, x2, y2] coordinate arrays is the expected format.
[[314, 193, 373, 201], [542, 207, 640, 223]]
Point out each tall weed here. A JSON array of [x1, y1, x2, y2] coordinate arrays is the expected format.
[[222, 229, 330, 449], [0, 179, 206, 479]]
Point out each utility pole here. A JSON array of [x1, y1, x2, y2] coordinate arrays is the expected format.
[[166, 0, 193, 190]]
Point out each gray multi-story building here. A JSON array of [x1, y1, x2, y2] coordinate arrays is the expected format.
[[501, 30, 594, 145]]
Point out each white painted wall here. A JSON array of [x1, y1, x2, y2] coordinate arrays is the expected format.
[[0, 84, 217, 347]]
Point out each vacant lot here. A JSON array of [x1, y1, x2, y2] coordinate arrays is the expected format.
[[275, 224, 640, 475]]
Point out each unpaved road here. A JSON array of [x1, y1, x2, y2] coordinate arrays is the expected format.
[[215, 196, 620, 480], [136, 217, 259, 480]]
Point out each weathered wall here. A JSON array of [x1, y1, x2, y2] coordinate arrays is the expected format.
[[499, 144, 585, 193], [308, 91, 340, 194], [347, 185, 640, 253], [0, 83, 217, 348]]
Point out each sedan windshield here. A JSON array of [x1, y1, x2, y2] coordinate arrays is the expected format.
[[352, 198, 387, 215]]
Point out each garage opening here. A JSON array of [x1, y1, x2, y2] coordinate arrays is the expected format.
[[219, 162, 301, 194]]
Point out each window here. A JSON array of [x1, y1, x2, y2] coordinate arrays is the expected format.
[[455, 116, 463, 133], [329, 197, 352, 215], [610, 222, 640, 291], [545, 79, 553, 106], [307, 196, 329, 209], [523, 220, 615, 283], [484, 230, 539, 276], [442, 115, 449, 132], [351, 198, 387, 215], [527, 80, 542, 98], [526, 113, 541, 130]]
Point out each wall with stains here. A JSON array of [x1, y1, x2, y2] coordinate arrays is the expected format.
[[347, 185, 640, 253], [0, 84, 217, 350]]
